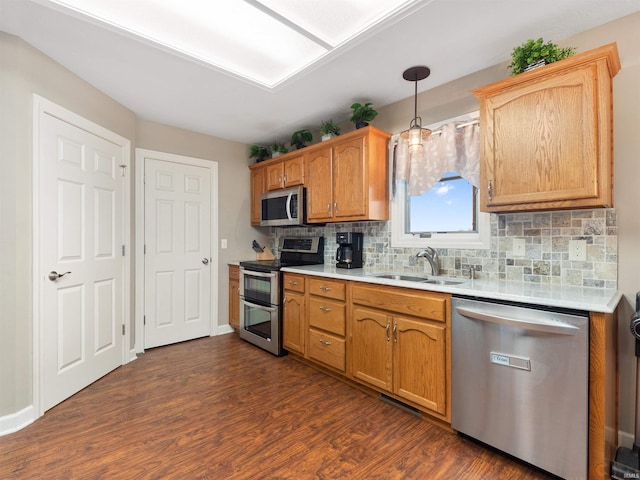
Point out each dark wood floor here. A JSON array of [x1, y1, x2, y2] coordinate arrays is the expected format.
[[0, 334, 555, 479]]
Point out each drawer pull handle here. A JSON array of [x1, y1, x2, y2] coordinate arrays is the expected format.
[[487, 179, 493, 201], [288, 281, 299, 286], [385, 321, 390, 342], [392, 322, 397, 343], [319, 339, 332, 346], [319, 306, 332, 312], [320, 286, 332, 291]]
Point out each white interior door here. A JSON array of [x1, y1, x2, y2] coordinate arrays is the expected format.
[[39, 110, 126, 412], [144, 157, 212, 349]]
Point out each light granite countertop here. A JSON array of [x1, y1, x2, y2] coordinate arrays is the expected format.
[[280, 264, 621, 313]]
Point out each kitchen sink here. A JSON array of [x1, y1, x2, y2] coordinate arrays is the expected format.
[[372, 273, 465, 285]]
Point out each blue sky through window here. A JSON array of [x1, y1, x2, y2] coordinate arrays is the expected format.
[[408, 172, 475, 233]]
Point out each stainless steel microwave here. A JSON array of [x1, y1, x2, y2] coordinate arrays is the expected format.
[[260, 186, 307, 227]]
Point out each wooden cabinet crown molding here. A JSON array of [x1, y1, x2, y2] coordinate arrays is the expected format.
[[473, 43, 620, 213]]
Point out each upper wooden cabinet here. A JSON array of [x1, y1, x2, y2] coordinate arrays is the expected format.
[[266, 154, 304, 191], [306, 126, 391, 223], [473, 43, 620, 213], [248, 126, 390, 225], [250, 165, 266, 226]]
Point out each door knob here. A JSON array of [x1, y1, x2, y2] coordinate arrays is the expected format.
[[48, 271, 71, 281], [202, 258, 210, 265]]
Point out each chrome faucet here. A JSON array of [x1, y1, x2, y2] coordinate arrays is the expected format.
[[416, 247, 439, 276]]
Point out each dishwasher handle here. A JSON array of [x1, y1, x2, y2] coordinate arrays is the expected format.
[[455, 306, 580, 336]]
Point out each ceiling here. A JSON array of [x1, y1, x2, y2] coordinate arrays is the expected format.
[[1, 0, 639, 145]]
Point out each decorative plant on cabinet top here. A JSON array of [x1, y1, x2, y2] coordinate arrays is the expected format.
[[350, 102, 378, 128], [508, 38, 575, 75]]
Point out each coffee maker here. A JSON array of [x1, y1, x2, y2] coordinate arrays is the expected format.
[[336, 232, 363, 269]]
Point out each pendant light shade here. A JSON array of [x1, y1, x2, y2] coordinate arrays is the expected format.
[[400, 66, 431, 154]]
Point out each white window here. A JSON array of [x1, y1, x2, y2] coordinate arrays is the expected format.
[[390, 112, 490, 249]]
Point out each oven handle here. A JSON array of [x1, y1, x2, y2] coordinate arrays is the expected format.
[[455, 306, 580, 336], [241, 269, 277, 279], [241, 298, 277, 312]]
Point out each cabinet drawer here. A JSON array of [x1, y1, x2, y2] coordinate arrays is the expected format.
[[308, 329, 345, 372], [352, 284, 448, 323], [283, 273, 305, 293], [309, 278, 346, 301], [309, 298, 345, 336]]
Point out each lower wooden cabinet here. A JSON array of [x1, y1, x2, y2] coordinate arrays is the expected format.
[[307, 277, 347, 373], [280, 273, 450, 420], [351, 298, 448, 417], [350, 283, 450, 419], [228, 265, 240, 330], [283, 291, 305, 355], [283, 273, 306, 355]]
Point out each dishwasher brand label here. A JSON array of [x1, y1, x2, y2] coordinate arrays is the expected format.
[[490, 352, 531, 371]]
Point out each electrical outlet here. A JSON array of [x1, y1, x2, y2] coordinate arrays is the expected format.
[[568, 240, 587, 261], [513, 238, 526, 257]]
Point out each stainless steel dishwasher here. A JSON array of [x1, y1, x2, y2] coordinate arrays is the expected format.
[[451, 296, 589, 479]]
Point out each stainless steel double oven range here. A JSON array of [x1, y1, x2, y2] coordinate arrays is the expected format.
[[239, 236, 324, 356]]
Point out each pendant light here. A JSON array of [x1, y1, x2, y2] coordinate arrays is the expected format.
[[400, 66, 431, 154]]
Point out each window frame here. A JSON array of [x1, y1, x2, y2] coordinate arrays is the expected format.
[[389, 111, 490, 250]]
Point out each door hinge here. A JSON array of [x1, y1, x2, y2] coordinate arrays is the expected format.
[[144, 244, 146, 255], [122, 245, 126, 256], [143, 315, 146, 325], [120, 164, 127, 177], [121, 324, 125, 335]]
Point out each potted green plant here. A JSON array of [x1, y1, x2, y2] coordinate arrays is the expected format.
[[290, 129, 313, 150], [350, 102, 378, 128], [269, 142, 288, 158], [508, 38, 575, 75], [249, 145, 270, 163], [320, 120, 341, 141]]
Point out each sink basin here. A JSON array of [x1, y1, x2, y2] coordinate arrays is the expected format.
[[372, 273, 465, 286], [374, 274, 427, 282]]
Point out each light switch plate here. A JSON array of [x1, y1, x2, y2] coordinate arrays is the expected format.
[[513, 238, 526, 257], [568, 240, 587, 261]]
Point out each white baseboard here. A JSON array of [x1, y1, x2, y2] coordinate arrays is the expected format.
[[0, 405, 36, 437], [215, 324, 235, 335]]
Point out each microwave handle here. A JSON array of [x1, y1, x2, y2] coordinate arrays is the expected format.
[[286, 192, 293, 221]]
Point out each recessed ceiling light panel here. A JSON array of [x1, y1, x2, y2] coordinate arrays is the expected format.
[[44, 0, 417, 87]]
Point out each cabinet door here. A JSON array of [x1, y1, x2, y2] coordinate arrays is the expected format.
[[333, 136, 366, 219], [266, 162, 284, 191], [394, 315, 446, 415], [283, 291, 305, 355], [284, 155, 304, 187], [306, 147, 333, 222], [250, 166, 266, 225], [228, 266, 240, 330], [351, 305, 392, 392]]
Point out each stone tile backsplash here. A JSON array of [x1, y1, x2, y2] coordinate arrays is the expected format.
[[270, 208, 617, 288]]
